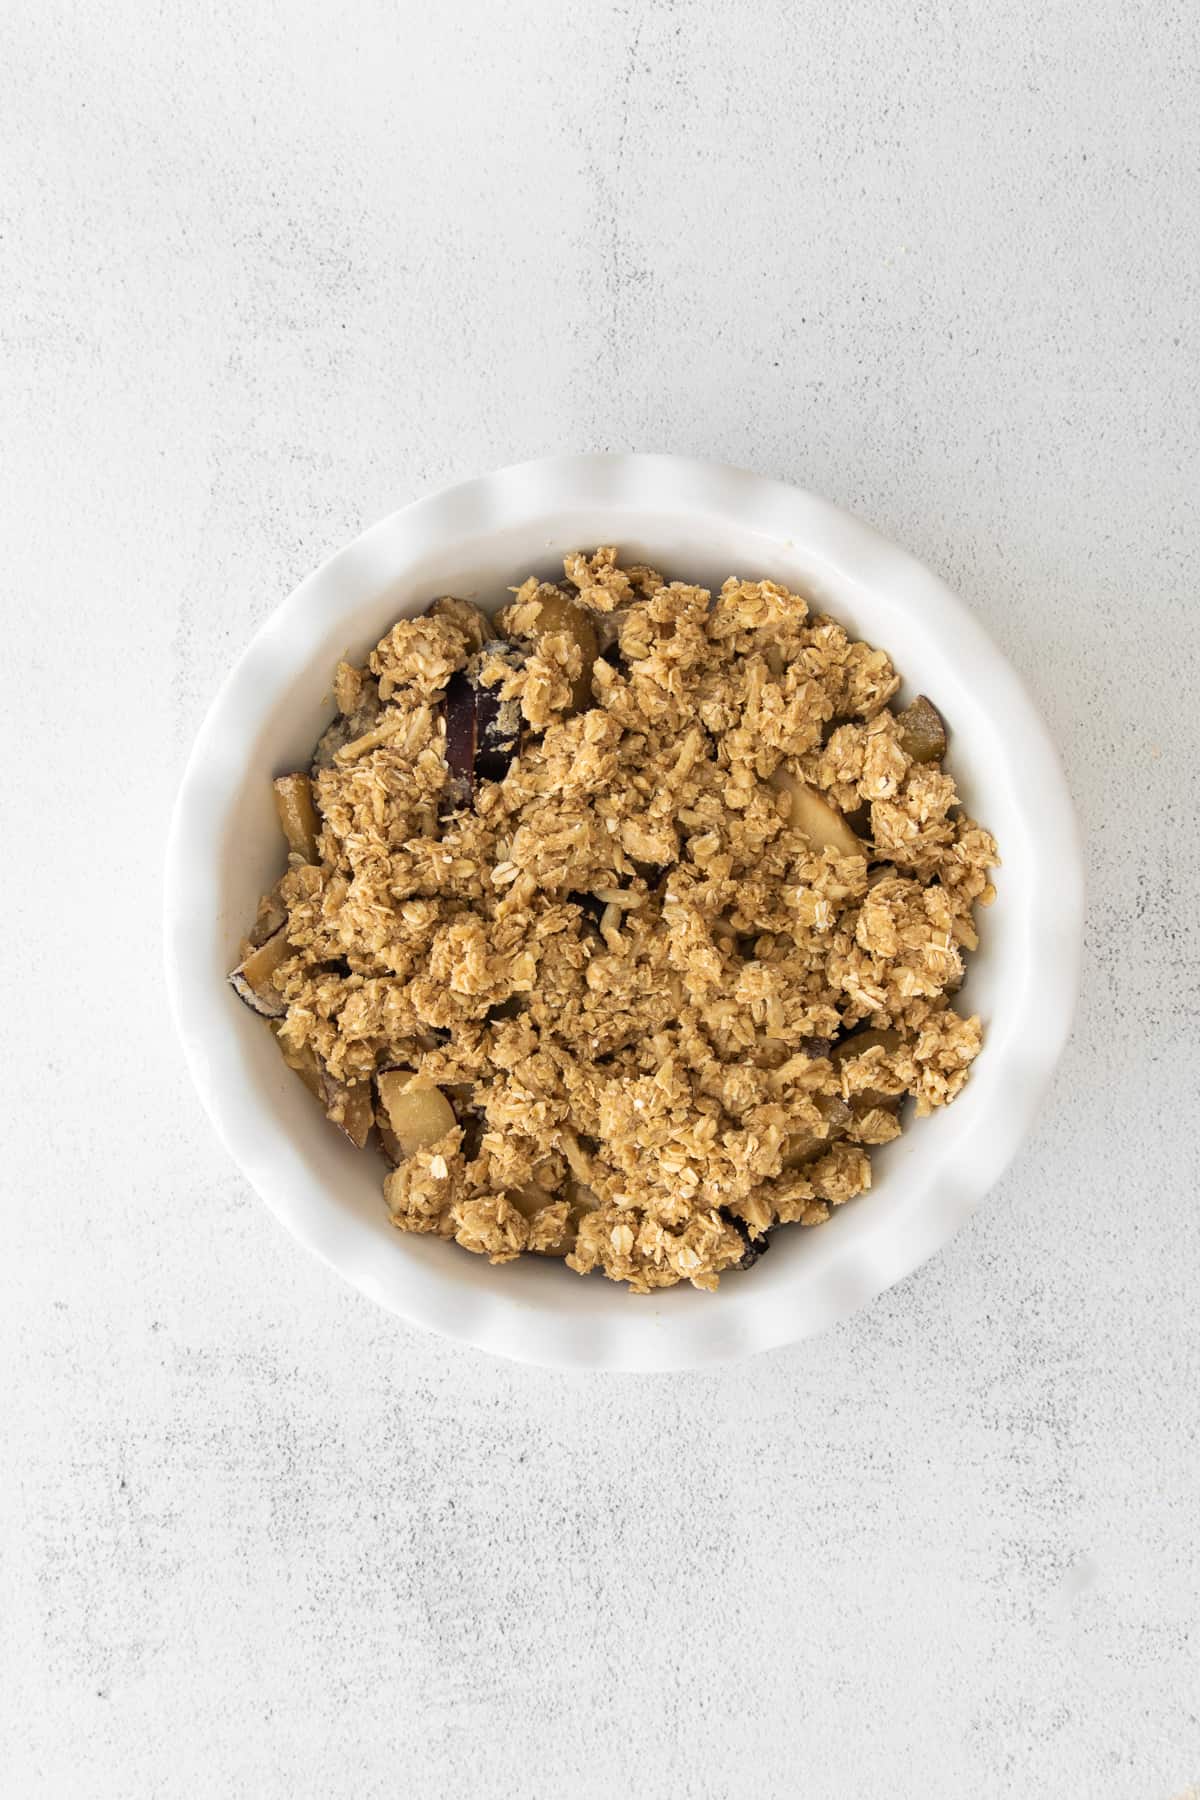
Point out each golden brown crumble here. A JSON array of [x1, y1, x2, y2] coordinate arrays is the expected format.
[[231, 551, 998, 1293]]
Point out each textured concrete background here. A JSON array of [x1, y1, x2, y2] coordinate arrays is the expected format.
[[4, 2, 1199, 1796]]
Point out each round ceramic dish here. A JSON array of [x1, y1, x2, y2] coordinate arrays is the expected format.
[[164, 454, 1083, 1370]]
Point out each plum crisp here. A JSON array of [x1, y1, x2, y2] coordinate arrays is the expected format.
[[231, 549, 997, 1292]]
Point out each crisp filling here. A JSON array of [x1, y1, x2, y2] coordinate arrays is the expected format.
[[232, 548, 998, 1293]]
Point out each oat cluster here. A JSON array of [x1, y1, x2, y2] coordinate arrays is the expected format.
[[237, 548, 998, 1292]]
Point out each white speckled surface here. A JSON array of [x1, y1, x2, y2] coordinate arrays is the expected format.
[[4, 3, 1198, 1796]]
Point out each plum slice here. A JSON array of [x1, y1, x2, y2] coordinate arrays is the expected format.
[[273, 773, 321, 863], [771, 768, 864, 858], [896, 695, 947, 764], [442, 644, 523, 806], [443, 669, 478, 807], [229, 927, 290, 1017], [272, 1031, 372, 1148], [246, 880, 288, 949], [519, 587, 599, 710], [475, 687, 519, 783], [376, 1072, 457, 1157], [322, 1076, 373, 1149], [782, 1094, 852, 1168]]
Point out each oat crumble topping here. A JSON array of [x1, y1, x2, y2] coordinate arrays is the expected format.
[[232, 548, 998, 1293]]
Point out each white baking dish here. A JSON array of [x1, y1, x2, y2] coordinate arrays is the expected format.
[[164, 454, 1083, 1369]]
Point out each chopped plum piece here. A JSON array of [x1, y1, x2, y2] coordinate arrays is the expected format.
[[522, 588, 599, 710], [273, 1030, 372, 1147], [771, 768, 864, 858], [473, 642, 523, 775], [832, 1027, 902, 1062], [376, 1072, 457, 1157], [442, 669, 478, 807], [229, 927, 290, 1017], [783, 1093, 853, 1167], [376, 1114, 404, 1166], [474, 682, 517, 782], [897, 695, 947, 764], [441, 645, 523, 806], [273, 1031, 326, 1100], [246, 880, 288, 949], [273, 773, 321, 863], [323, 1077, 373, 1149]]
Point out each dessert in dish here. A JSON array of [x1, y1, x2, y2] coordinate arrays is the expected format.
[[231, 548, 997, 1292]]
